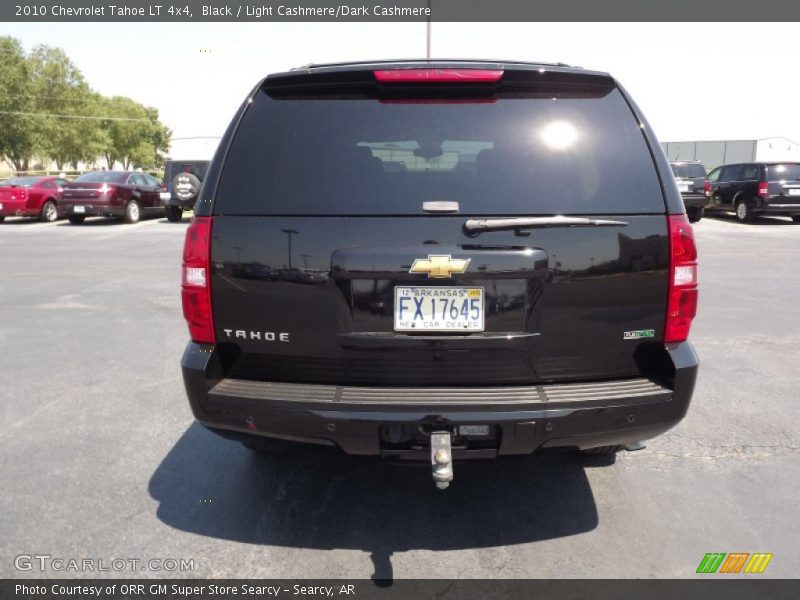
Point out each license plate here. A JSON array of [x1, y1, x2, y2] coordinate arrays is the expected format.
[[788, 189, 800, 196], [394, 286, 484, 332], [73, 206, 85, 213], [459, 425, 490, 436], [678, 183, 690, 192]]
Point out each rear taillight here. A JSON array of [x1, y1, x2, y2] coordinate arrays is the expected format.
[[704, 181, 710, 196], [159, 181, 168, 192], [98, 183, 114, 194], [374, 69, 503, 83], [9, 186, 28, 200], [757, 181, 769, 198], [181, 216, 215, 344], [665, 215, 698, 343]]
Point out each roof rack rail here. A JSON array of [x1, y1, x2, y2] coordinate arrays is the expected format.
[[291, 58, 580, 71]]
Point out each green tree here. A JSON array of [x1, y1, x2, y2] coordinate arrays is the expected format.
[[27, 44, 104, 170], [101, 97, 170, 170], [136, 106, 171, 170], [0, 36, 36, 172], [70, 92, 109, 170], [0, 37, 172, 173], [99, 96, 122, 169]]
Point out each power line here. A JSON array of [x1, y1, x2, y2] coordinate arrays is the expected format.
[[0, 110, 151, 122], [0, 92, 143, 105]]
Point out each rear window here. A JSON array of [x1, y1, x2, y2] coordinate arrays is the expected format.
[[767, 164, 800, 181], [169, 162, 208, 180], [215, 85, 665, 215], [1, 176, 42, 187], [670, 163, 706, 178], [74, 171, 127, 183]]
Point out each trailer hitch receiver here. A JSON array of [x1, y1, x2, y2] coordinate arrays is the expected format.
[[430, 431, 453, 489]]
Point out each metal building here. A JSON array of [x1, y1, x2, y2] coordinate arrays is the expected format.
[[661, 137, 800, 170], [167, 136, 221, 161]]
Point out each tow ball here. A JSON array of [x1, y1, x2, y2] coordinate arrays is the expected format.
[[430, 431, 454, 489]]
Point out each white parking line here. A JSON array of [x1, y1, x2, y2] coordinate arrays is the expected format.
[[1, 217, 188, 238], [0, 218, 62, 229], [94, 218, 185, 239], [697, 215, 798, 231]]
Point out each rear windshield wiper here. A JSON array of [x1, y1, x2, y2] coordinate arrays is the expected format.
[[464, 216, 629, 235]]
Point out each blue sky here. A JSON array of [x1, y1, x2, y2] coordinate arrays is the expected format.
[[2, 22, 799, 152]]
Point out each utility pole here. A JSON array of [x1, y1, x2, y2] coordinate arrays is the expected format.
[[281, 228, 298, 268], [426, 0, 431, 59]]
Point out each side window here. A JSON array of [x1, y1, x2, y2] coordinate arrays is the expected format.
[[146, 174, 161, 186], [707, 168, 720, 183], [740, 164, 759, 181], [40, 181, 53, 189], [720, 165, 740, 182], [689, 163, 706, 178], [129, 173, 147, 186]]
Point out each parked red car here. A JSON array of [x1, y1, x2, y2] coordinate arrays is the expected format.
[[60, 171, 163, 224], [0, 176, 68, 222]]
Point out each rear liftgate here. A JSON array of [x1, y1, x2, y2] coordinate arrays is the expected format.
[[204, 65, 688, 488]]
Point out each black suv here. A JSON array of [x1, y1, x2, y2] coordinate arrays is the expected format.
[[160, 159, 209, 222], [706, 162, 800, 223], [179, 60, 699, 488], [669, 161, 708, 223]]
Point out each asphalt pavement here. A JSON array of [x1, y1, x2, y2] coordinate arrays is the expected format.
[[0, 213, 798, 579]]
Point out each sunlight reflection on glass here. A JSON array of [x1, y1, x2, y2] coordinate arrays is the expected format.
[[540, 121, 578, 150]]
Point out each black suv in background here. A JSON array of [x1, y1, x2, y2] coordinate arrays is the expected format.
[[669, 161, 708, 222], [160, 159, 209, 222], [706, 162, 800, 223], [179, 60, 699, 488]]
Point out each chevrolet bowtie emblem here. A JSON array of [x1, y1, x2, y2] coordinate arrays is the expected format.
[[409, 255, 470, 279]]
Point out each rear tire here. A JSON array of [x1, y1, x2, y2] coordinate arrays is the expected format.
[[687, 207, 704, 223], [580, 445, 622, 456], [68, 215, 85, 224], [0, 216, 5, 223], [735, 199, 754, 223], [124, 200, 141, 224], [39, 200, 58, 222], [165, 206, 183, 222]]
